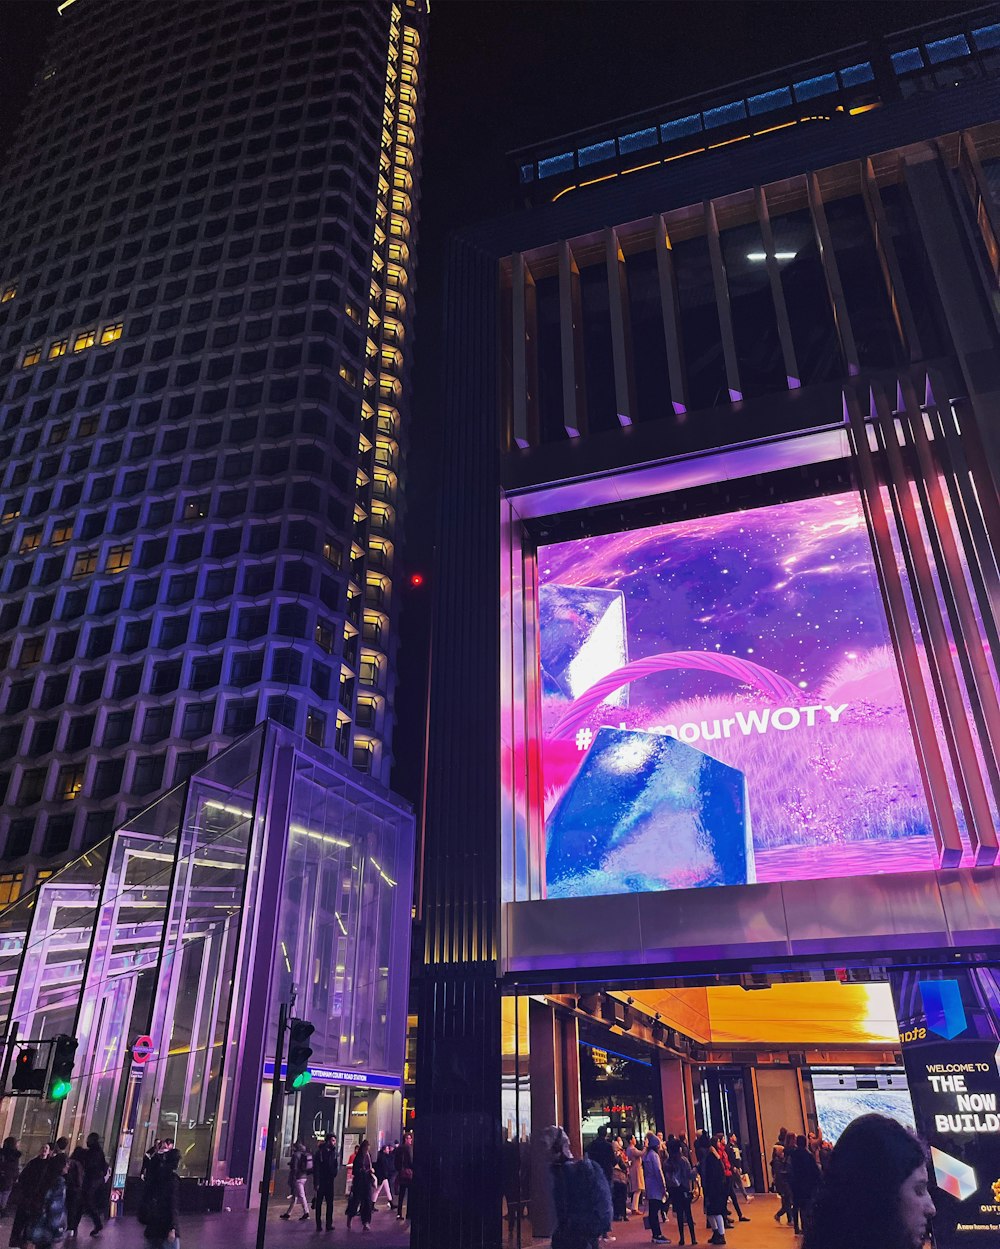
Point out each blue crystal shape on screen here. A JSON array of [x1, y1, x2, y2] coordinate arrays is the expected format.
[[919, 979, 968, 1040], [545, 728, 754, 898], [539, 584, 629, 706]]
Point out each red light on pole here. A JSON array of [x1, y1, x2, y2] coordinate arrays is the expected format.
[[409, 572, 425, 588]]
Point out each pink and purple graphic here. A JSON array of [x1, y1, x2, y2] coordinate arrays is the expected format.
[[538, 491, 939, 898]]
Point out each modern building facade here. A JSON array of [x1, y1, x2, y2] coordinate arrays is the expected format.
[[421, 9, 1000, 1248], [0, 0, 426, 881], [0, 722, 415, 1201]]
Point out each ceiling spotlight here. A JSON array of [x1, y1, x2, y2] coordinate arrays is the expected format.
[[746, 251, 797, 262]]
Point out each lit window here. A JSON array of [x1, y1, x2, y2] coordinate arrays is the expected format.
[[305, 707, 326, 747], [2, 500, 22, 524], [345, 303, 361, 324], [1, 287, 15, 303], [51, 521, 73, 545], [100, 322, 124, 345], [182, 496, 209, 520], [72, 329, 96, 352], [22, 347, 41, 368], [322, 541, 342, 567], [105, 543, 133, 573], [359, 656, 382, 686], [338, 363, 357, 387], [48, 339, 68, 360], [57, 765, 85, 801], [0, 872, 23, 907], [71, 550, 98, 578], [18, 527, 42, 554]]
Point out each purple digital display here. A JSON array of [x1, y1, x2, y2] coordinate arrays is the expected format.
[[538, 490, 939, 898]]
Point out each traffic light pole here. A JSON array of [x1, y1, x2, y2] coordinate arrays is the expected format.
[[255, 999, 288, 1249], [0, 1023, 17, 1096]]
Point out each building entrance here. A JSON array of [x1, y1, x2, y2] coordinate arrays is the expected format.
[[500, 959, 1000, 1248]]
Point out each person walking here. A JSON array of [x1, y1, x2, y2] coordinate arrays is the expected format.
[[393, 1133, 413, 1222], [312, 1133, 339, 1232], [546, 1126, 613, 1249], [71, 1133, 108, 1238], [702, 1139, 730, 1246], [372, 1146, 393, 1209], [0, 1139, 20, 1220], [771, 1144, 794, 1226], [803, 1115, 935, 1249], [788, 1133, 821, 1237], [640, 1132, 669, 1245], [279, 1143, 311, 1222], [345, 1140, 374, 1232], [9, 1144, 50, 1249], [664, 1139, 696, 1246], [626, 1136, 645, 1214], [140, 1147, 180, 1249], [23, 1154, 67, 1249]]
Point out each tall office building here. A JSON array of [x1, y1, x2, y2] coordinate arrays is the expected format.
[[0, 0, 426, 884], [421, 10, 1000, 1248]]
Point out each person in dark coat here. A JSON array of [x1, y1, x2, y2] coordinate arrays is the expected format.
[[664, 1138, 696, 1246], [23, 1154, 66, 1249], [584, 1127, 615, 1242], [312, 1133, 339, 1232], [9, 1143, 50, 1249], [771, 1144, 793, 1226], [787, 1134, 821, 1236], [0, 1139, 20, 1218], [702, 1140, 730, 1246], [141, 1147, 180, 1249], [70, 1133, 108, 1237], [548, 1126, 613, 1249], [393, 1133, 413, 1222], [373, 1146, 393, 1207], [345, 1140, 374, 1231]]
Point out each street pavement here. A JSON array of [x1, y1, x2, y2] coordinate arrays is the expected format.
[[50, 1203, 410, 1248], [47, 1193, 797, 1247]]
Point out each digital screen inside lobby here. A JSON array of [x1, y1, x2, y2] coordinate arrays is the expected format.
[[536, 489, 941, 899]]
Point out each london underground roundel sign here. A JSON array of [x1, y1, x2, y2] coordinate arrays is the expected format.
[[132, 1035, 154, 1065]]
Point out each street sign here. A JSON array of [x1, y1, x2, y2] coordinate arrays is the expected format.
[[131, 1035, 154, 1065]]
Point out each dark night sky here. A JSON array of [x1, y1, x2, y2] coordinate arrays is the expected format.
[[0, 0, 977, 802]]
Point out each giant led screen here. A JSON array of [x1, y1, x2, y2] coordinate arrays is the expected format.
[[537, 490, 939, 899]]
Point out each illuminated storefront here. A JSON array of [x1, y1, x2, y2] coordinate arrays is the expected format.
[[0, 723, 413, 1202]]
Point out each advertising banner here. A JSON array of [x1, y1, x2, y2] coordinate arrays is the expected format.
[[890, 967, 1000, 1248], [537, 490, 941, 900]]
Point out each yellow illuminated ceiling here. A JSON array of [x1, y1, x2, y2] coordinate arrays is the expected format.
[[621, 982, 899, 1048]]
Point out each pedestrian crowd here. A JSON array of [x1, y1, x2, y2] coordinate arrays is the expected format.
[[546, 1113, 935, 1249], [0, 1132, 110, 1248], [278, 1130, 413, 1232]]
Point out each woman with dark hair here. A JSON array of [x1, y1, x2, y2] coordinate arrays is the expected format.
[[701, 1137, 730, 1246], [803, 1115, 935, 1249]]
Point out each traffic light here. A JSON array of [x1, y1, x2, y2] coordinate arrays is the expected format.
[[47, 1035, 78, 1102], [12, 1047, 44, 1094], [284, 1019, 315, 1092]]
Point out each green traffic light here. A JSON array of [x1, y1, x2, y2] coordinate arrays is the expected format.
[[50, 1079, 72, 1101], [291, 1070, 312, 1090]]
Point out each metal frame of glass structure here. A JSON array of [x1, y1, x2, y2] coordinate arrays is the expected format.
[[0, 723, 414, 1198]]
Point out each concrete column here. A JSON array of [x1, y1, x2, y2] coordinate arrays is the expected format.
[[528, 1000, 560, 1239]]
